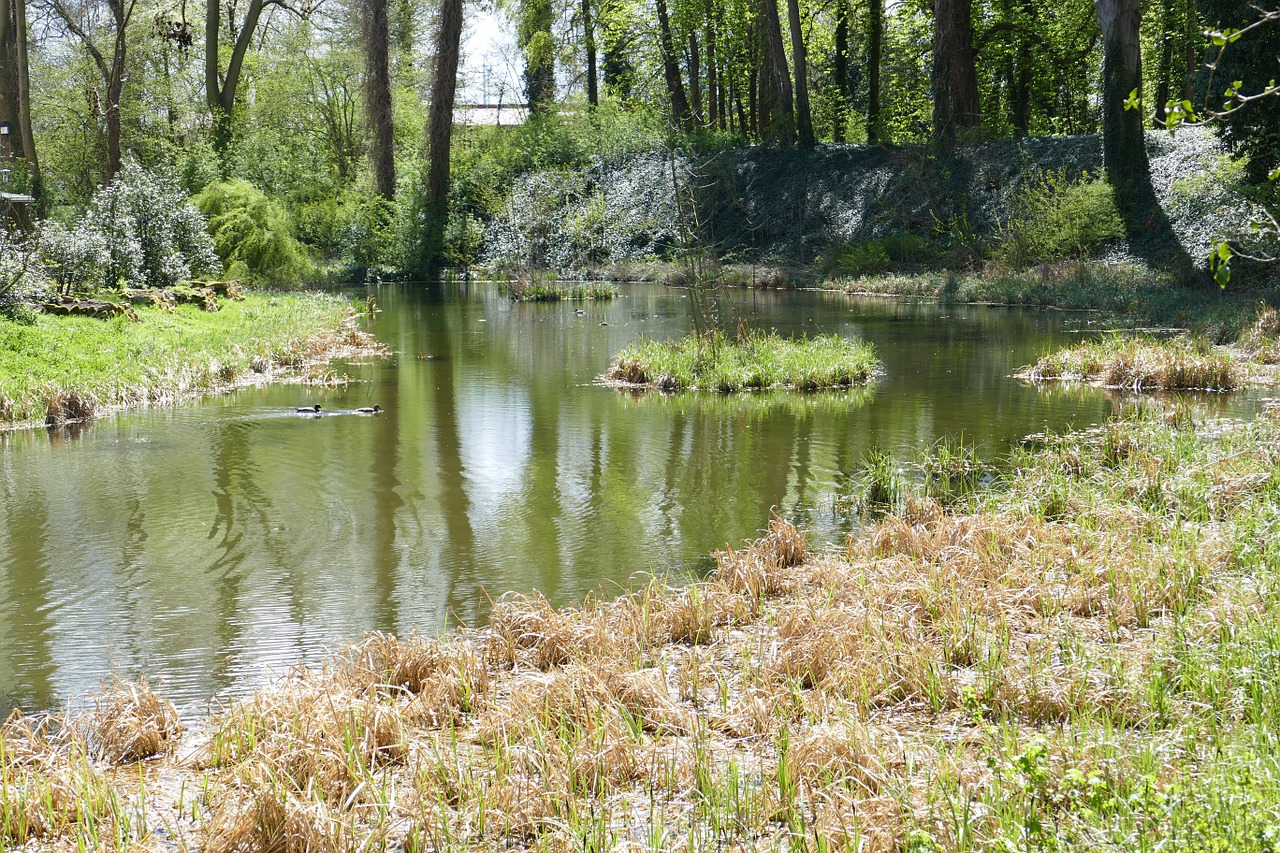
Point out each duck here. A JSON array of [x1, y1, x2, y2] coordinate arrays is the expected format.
[[296, 404, 322, 415], [354, 405, 382, 414]]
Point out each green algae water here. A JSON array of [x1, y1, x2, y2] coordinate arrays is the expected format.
[[0, 282, 1231, 713]]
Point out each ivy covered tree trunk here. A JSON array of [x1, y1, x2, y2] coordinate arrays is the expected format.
[[582, 0, 598, 106], [0, 0, 38, 197], [423, 0, 462, 272], [786, 0, 813, 145], [364, 0, 395, 200], [832, 0, 848, 142], [931, 0, 979, 146], [519, 0, 555, 112], [1096, 0, 1151, 222]]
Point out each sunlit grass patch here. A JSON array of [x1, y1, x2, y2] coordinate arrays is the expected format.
[[1018, 334, 1243, 391], [0, 293, 382, 428], [607, 329, 881, 392]]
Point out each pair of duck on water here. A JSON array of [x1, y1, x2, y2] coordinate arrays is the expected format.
[[295, 405, 381, 415]]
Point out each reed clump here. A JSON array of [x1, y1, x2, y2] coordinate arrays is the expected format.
[[608, 329, 881, 393], [1018, 333, 1243, 390]]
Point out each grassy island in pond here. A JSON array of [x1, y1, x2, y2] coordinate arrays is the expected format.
[[507, 279, 619, 302], [0, 293, 381, 428], [608, 330, 880, 392], [1018, 334, 1244, 391]]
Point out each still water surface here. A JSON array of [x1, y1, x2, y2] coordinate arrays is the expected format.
[[0, 282, 1194, 713]]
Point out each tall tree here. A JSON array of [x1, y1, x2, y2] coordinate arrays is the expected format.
[[865, 0, 883, 142], [932, 0, 980, 145], [363, 0, 395, 199], [655, 0, 692, 130], [424, 0, 463, 270], [758, 0, 793, 144], [832, 0, 848, 142], [581, 0, 598, 105], [0, 0, 39, 199], [45, 0, 137, 179], [206, 0, 282, 154], [1096, 0, 1195, 276], [518, 0, 554, 112], [785, 0, 813, 144]]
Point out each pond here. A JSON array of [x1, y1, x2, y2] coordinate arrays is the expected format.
[[0, 282, 1227, 714]]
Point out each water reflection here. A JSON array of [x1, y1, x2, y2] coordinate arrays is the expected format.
[[0, 282, 1204, 711]]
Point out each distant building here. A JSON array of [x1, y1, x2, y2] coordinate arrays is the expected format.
[[453, 103, 529, 127]]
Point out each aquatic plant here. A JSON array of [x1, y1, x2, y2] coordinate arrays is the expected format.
[[1019, 333, 1243, 391], [506, 277, 618, 301]]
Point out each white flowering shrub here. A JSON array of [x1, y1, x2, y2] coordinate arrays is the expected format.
[[0, 231, 49, 321], [37, 222, 110, 297], [80, 162, 221, 290]]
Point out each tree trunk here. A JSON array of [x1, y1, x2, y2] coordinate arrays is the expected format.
[[582, 0, 598, 106], [48, 0, 133, 181], [786, 0, 813, 145], [364, 0, 395, 199], [932, 0, 980, 146], [704, 4, 719, 130], [833, 0, 848, 142], [688, 32, 702, 124], [13, 0, 37, 201], [519, 0, 554, 112], [655, 0, 692, 130], [759, 0, 794, 144], [866, 0, 883, 142], [206, 0, 268, 155], [424, 0, 463, 272], [1095, 0, 1195, 278]]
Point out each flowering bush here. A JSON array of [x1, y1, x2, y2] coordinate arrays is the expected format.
[[38, 221, 110, 297], [0, 231, 48, 321], [79, 162, 221, 290]]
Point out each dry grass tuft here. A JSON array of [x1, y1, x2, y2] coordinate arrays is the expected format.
[[203, 762, 355, 853], [42, 389, 98, 426], [712, 515, 808, 598], [485, 592, 608, 670], [76, 676, 181, 765], [336, 632, 489, 728], [201, 682, 407, 805]]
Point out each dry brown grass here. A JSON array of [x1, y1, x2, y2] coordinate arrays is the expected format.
[[75, 676, 182, 765]]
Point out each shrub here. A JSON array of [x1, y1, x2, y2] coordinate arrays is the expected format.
[[0, 231, 47, 321], [82, 162, 222, 289], [826, 234, 940, 276], [37, 221, 110, 297], [193, 179, 317, 286], [995, 168, 1125, 267]]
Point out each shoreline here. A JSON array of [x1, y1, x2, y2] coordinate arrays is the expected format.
[[0, 293, 387, 433], [5, 390, 1280, 850]]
